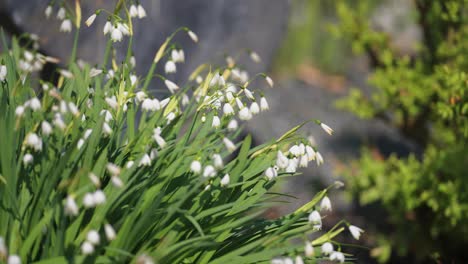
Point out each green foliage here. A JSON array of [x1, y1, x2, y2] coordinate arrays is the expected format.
[[333, 0, 468, 262], [274, 0, 351, 74], [0, 1, 356, 263]]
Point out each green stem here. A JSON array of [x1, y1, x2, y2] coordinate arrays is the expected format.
[[69, 28, 80, 66]]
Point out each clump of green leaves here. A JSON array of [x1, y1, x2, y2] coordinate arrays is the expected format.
[[0, 1, 360, 263], [333, 0, 468, 262]]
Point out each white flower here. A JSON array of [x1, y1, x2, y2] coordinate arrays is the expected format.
[[244, 88, 254, 100], [321, 242, 334, 255], [57, 7, 66, 20], [135, 91, 147, 103], [223, 103, 235, 116], [89, 68, 102, 77], [64, 196, 79, 216], [203, 165, 216, 178], [26, 98, 41, 111], [45, 5, 53, 18], [68, 102, 79, 116], [276, 151, 289, 169], [166, 112, 176, 123], [289, 145, 300, 157], [53, 114, 67, 130], [181, 93, 190, 106], [0, 237, 6, 259], [227, 119, 238, 131], [15, 106, 25, 117], [212, 116, 221, 128], [85, 14, 97, 27], [0, 64, 7, 81], [210, 74, 220, 87], [93, 190, 106, 205], [149, 148, 158, 160], [249, 51, 261, 63], [88, 173, 100, 187], [265, 75, 274, 87], [137, 4, 147, 18], [316, 151, 324, 166], [105, 96, 118, 110], [320, 196, 332, 212], [136, 255, 155, 264], [160, 98, 170, 108], [130, 56, 136, 67], [304, 242, 314, 257], [305, 146, 316, 161], [265, 167, 277, 180], [126, 161, 135, 169], [106, 163, 121, 176], [165, 60, 176, 74], [104, 224, 116, 241], [101, 110, 113, 122], [271, 257, 284, 264], [308, 210, 322, 229], [102, 122, 113, 136], [25, 133, 42, 152], [330, 251, 345, 263], [77, 139, 85, 150], [299, 155, 308, 168], [295, 256, 304, 264], [165, 79, 179, 93], [223, 137, 237, 153], [111, 176, 124, 188], [111, 26, 123, 42], [7, 255, 21, 264], [84, 129, 93, 140], [212, 154, 223, 169], [188, 30, 198, 42], [153, 133, 166, 148], [139, 154, 152, 167], [83, 193, 95, 208], [106, 69, 115, 79], [259, 97, 269, 111], [117, 23, 130, 35], [40, 121, 52, 136], [349, 225, 364, 240], [220, 174, 230, 186], [60, 19, 72, 32], [320, 123, 334, 136], [190, 160, 202, 174], [103, 21, 112, 35], [238, 107, 252, 121], [129, 5, 138, 17], [142, 99, 161, 112], [250, 102, 260, 115], [285, 158, 298, 173], [334, 180, 345, 189], [86, 230, 100, 245], [171, 49, 185, 63], [81, 241, 94, 255]]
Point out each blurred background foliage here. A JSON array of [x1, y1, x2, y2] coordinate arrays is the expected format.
[[275, 0, 468, 263]]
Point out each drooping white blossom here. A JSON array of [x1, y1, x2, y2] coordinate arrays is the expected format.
[[60, 19, 72, 33], [190, 160, 202, 174], [321, 242, 334, 255], [104, 224, 116, 241], [349, 225, 364, 240], [220, 174, 230, 186], [320, 196, 332, 212]]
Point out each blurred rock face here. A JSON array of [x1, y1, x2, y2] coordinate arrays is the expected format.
[[2, 0, 290, 79]]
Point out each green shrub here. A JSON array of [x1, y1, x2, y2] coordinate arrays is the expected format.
[[333, 0, 468, 262], [0, 1, 361, 263]]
